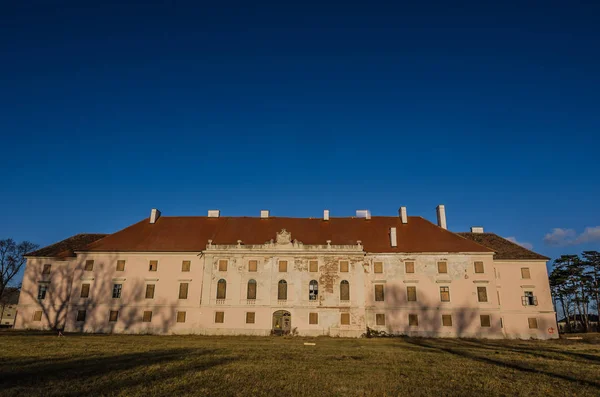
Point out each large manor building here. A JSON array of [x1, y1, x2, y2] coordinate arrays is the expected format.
[[16, 206, 558, 339]]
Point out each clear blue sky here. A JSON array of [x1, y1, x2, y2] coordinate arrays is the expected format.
[[1, 1, 599, 265]]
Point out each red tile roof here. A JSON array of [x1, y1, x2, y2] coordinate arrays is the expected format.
[[457, 232, 549, 260], [83, 216, 493, 254], [27, 234, 108, 258]]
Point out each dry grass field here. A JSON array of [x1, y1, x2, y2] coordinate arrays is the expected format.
[[0, 331, 599, 396]]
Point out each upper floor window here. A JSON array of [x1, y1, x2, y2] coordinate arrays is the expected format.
[[42, 264, 51, 275], [309, 280, 318, 300], [374, 285, 385, 302], [474, 261, 484, 274], [407, 286, 417, 302], [340, 280, 350, 301], [145, 284, 155, 299], [278, 280, 287, 300], [216, 279, 227, 299], [522, 291, 538, 306], [116, 260, 126, 272], [181, 261, 191, 272], [477, 286, 488, 303], [80, 283, 90, 298], [112, 284, 122, 299], [279, 261, 288, 272], [248, 260, 258, 272], [179, 283, 189, 299], [84, 260, 94, 271], [218, 260, 228, 272], [149, 260, 158, 272], [37, 284, 48, 300], [309, 260, 318, 272], [521, 267, 531, 279], [247, 279, 257, 300], [374, 262, 383, 274], [405, 261, 415, 274], [340, 261, 349, 273], [440, 286, 450, 302], [437, 261, 448, 274]]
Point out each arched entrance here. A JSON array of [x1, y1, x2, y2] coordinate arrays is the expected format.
[[272, 310, 291, 335]]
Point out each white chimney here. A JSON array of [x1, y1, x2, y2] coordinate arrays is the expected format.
[[356, 210, 371, 219], [399, 206, 408, 224], [323, 210, 330, 221], [390, 227, 397, 247], [150, 208, 161, 224], [436, 205, 447, 229], [261, 210, 270, 218], [207, 210, 220, 218], [471, 226, 484, 233]]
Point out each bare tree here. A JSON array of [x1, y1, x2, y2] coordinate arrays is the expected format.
[[0, 239, 38, 302]]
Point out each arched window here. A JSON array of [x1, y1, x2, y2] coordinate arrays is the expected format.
[[309, 280, 318, 300], [278, 280, 287, 300], [247, 279, 257, 300], [216, 279, 227, 299], [340, 280, 350, 301]]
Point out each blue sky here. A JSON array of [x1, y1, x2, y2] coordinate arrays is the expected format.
[[1, 0, 599, 267]]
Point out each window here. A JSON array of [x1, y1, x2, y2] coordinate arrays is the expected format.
[[149, 260, 158, 272], [376, 314, 386, 325], [340, 280, 350, 301], [76, 310, 86, 322], [407, 286, 417, 302], [216, 279, 227, 299], [177, 311, 186, 323], [442, 314, 452, 326], [218, 260, 228, 272], [521, 267, 531, 279], [409, 314, 418, 327], [477, 286, 488, 302], [179, 283, 189, 299], [374, 285, 385, 302], [84, 260, 94, 271], [474, 261, 484, 273], [480, 315, 491, 327], [112, 284, 122, 299], [37, 285, 48, 300], [116, 260, 126, 272], [405, 261, 415, 274], [215, 311, 224, 323], [522, 291, 538, 306], [248, 260, 257, 272], [279, 260, 287, 272], [309, 280, 318, 300], [109, 310, 118, 322], [340, 261, 349, 273], [278, 280, 287, 300], [340, 313, 350, 325], [309, 312, 318, 324], [440, 286, 450, 302], [438, 261, 448, 274], [182, 261, 191, 272], [247, 279, 257, 300], [309, 260, 318, 272], [33, 311, 42, 321], [374, 262, 383, 274], [142, 311, 152, 322], [528, 317, 538, 329], [42, 264, 51, 275], [80, 283, 90, 298], [145, 284, 155, 299], [246, 312, 255, 324]]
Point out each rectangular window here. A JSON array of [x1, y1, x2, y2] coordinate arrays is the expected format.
[[407, 286, 417, 302], [179, 283, 189, 299], [522, 291, 537, 306], [149, 260, 158, 272], [181, 261, 191, 272], [116, 260, 126, 272], [374, 262, 383, 274], [109, 310, 118, 322], [33, 311, 42, 321], [84, 260, 94, 271], [42, 264, 51, 275], [409, 314, 418, 327], [142, 311, 152, 323], [340, 313, 350, 325], [309, 312, 318, 324], [405, 261, 415, 274], [218, 260, 228, 272], [279, 261, 287, 272], [247, 281, 257, 300], [76, 310, 86, 322], [215, 311, 224, 323], [474, 261, 484, 273], [112, 284, 122, 299], [376, 314, 386, 326], [528, 317, 538, 329], [37, 285, 48, 300], [521, 267, 531, 279], [309, 260, 318, 272], [340, 282, 350, 301], [177, 311, 186, 323], [340, 261, 349, 273], [145, 284, 155, 299], [442, 314, 452, 326], [440, 286, 450, 302], [374, 285, 385, 301], [480, 315, 491, 327], [437, 261, 448, 274], [246, 312, 255, 324], [248, 260, 258, 272], [477, 286, 488, 303], [80, 283, 90, 298]]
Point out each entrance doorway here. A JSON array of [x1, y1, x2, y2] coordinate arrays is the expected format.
[[272, 310, 291, 335]]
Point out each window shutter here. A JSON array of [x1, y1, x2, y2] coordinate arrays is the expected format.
[[405, 262, 415, 274], [247, 280, 257, 300], [116, 260, 126, 271], [143, 311, 153, 322], [374, 262, 383, 273], [216, 280, 227, 299], [521, 267, 531, 279], [81, 283, 90, 298], [149, 260, 158, 271], [477, 287, 488, 302], [375, 285, 385, 301], [438, 261, 447, 274], [246, 312, 255, 324], [340, 281, 350, 301], [215, 311, 224, 323], [407, 286, 417, 302], [480, 315, 491, 327], [528, 317, 538, 329], [218, 260, 228, 271], [309, 312, 318, 324], [409, 314, 418, 326], [179, 283, 189, 299], [309, 261, 318, 272], [442, 314, 452, 326], [248, 260, 258, 272], [474, 261, 484, 273], [279, 261, 287, 272], [340, 261, 349, 273], [177, 311, 186, 323], [145, 284, 155, 299], [440, 287, 450, 302], [181, 261, 191, 272], [340, 313, 350, 325], [376, 314, 386, 325]]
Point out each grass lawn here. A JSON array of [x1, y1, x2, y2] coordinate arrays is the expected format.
[[1, 332, 599, 396]]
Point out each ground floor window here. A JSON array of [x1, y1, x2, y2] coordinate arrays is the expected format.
[[480, 315, 491, 327], [442, 314, 452, 327], [528, 317, 538, 329], [376, 314, 386, 325]]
